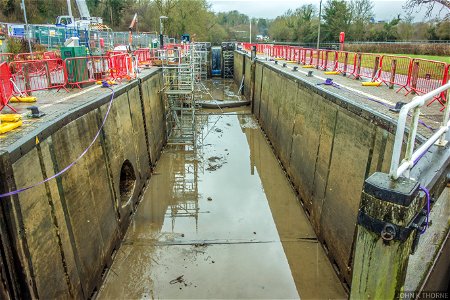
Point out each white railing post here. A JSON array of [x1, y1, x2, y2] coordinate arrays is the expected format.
[[390, 82, 450, 180], [437, 91, 450, 146]]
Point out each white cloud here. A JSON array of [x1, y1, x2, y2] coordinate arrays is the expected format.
[[208, 0, 445, 21]]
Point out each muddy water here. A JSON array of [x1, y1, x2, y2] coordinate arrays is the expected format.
[[196, 78, 244, 102], [98, 109, 346, 299]]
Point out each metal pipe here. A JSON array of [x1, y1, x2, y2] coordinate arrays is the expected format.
[[67, 0, 73, 17], [249, 19, 252, 44], [316, 0, 322, 50], [21, 0, 33, 54]]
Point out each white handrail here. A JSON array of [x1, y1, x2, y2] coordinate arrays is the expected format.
[[390, 82, 450, 180]]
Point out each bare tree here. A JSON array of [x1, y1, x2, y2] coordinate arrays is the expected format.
[[349, 0, 374, 41], [404, 0, 450, 19]]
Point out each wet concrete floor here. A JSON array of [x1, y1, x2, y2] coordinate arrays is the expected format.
[[98, 109, 346, 299]]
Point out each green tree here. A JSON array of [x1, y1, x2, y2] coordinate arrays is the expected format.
[[322, 0, 352, 42], [398, 15, 415, 40]]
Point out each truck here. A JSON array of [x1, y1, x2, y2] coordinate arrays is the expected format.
[[55, 0, 103, 29]]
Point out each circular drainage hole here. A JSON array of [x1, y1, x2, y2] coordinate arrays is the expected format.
[[120, 160, 136, 205]]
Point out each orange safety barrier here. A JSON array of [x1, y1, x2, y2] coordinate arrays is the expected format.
[[0, 62, 16, 112], [10, 58, 67, 94], [376, 55, 412, 92], [0, 53, 14, 63], [65, 56, 110, 88], [406, 58, 449, 108], [109, 53, 134, 81]]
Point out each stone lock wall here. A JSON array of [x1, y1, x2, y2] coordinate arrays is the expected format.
[[0, 69, 166, 299]]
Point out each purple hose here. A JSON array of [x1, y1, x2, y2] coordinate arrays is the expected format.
[[0, 87, 116, 198], [419, 186, 430, 234]]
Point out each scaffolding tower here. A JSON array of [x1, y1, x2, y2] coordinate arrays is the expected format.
[[166, 147, 200, 232], [160, 43, 214, 147], [222, 42, 235, 78], [160, 47, 196, 146]]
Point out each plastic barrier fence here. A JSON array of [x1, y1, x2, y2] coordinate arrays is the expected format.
[[0, 53, 14, 63], [65, 56, 110, 88], [377, 55, 412, 92], [14, 52, 45, 61], [108, 53, 134, 81], [134, 48, 151, 66], [10, 58, 67, 94], [335, 51, 357, 76], [407, 58, 449, 107], [320, 50, 338, 71], [0, 62, 15, 112], [43, 51, 59, 59], [354, 53, 381, 80]]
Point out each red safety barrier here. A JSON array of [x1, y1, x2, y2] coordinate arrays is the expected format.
[[335, 51, 356, 76], [302, 48, 313, 65], [376, 55, 412, 93], [65, 56, 110, 88], [244, 44, 449, 111], [10, 59, 67, 94], [351, 53, 381, 80], [109, 53, 134, 81], [134, 48, 151, 66], [43, 51, 59, 59], [0, 53, 14, 63], [107, 50, 127, 57], [292, 47, 302, 63], [320, 50, 338, 71], [149, 49, 158, 61], [310, 49, 322, 68], [406, 58, 449, 108], [14, 52, 45, 61], [0, 62, 16, 112]]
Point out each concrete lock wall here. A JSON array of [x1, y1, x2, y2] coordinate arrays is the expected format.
[[0, 70, 166, 299], [237, 51, 400, 287]]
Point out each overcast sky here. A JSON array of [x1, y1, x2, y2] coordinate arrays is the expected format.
[[208, 0, 445, 21]]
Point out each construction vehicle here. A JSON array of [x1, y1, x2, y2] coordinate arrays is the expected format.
[[56, 0, 103, 29], [128, 13, 138, 50]]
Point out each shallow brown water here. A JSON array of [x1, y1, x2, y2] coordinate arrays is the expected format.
[[98, 112, 345, 299]]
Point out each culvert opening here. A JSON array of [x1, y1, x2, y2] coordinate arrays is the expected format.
[[120, 160, 136, 205]]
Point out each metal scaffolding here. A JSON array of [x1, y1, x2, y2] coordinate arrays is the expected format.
[[160, 47, 196, 146], [165, 147, 200, 232], [160, 43, 213, 147]]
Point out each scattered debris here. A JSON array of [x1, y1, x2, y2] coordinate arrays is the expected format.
[[170, 275, 185, 285], [208, 156, 221, 162]]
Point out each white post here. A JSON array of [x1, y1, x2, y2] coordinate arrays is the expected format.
[[67, 0, 73, 17], [20, 0, 33, 53], [317, 0, 323, 50], [249, 19, 252, 44]]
